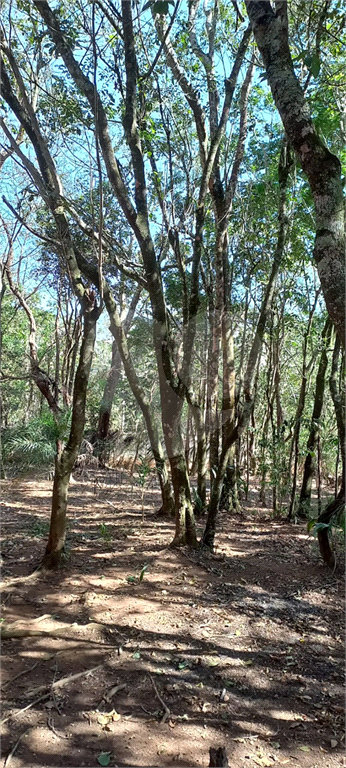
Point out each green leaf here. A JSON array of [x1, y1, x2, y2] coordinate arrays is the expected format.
[[139, 564, 149, 582], [310, 54, 321, 78], [97, 752, 111, 766], [132, 651, 141, 659], [307, 519, 317, 532], [127, 575, 136, 583], [152, 0, 169, 13]]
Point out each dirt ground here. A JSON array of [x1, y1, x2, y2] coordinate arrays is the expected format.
[[0, 469, 345, 768]]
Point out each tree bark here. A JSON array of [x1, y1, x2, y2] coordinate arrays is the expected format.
[[202, 138, 293, 547], [297, 317, 332, 518], [317, 335, 345, 567], [43, 305, 100, 568], [287, 291, 320, 519], [245, 0, 345, 346], [96, 288, 141, 440]]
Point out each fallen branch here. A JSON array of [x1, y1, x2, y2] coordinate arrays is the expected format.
[[1, 694, 51, 726], [47, 717, 69, 739], [148, 673, 170, 724], [3, 727, 31, 768], [2, 653, 55, 689], [24, 661, 107, 699], [96, 682, 126, 710]]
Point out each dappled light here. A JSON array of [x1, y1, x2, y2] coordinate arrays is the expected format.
[[1, 472, 344, 767]]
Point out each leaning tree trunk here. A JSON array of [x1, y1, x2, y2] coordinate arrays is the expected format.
[[43, 305, 100, 568], [317, 335, 345, 567], [297, 317, 332, 518], [245, 0, 345, 346]]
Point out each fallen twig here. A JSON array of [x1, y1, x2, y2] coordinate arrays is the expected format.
[[2, 654, 54, 689], [47, 717, 69, 739], [148, 673, 170, 724], [104, 499, 117, 509], [97, 682, 127, 709], [3, 727, 31, 768], [24, 661, 107, 699], [1, 693, 51, 726]]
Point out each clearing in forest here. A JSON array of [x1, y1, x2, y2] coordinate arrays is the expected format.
[[0, 471, 344, 768]]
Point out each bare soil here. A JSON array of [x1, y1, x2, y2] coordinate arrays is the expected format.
[[0, 470, 344, 768]]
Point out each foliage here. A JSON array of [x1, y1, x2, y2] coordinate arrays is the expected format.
[[2, 411, 71, 468]]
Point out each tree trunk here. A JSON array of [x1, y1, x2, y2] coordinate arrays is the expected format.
[[203, 138, 293, 548], [297, 318, 332, 518], [220, 448, 239, 513], [43, 306, 100, 568], [161, 386, 197, 546], [97, 288, 141, 440], [189, 399, 208, 515], [245, 0, 345, 346], [97, 340, 122, 440], [317, 335, 345, 567], [287, 292, 319, 520]]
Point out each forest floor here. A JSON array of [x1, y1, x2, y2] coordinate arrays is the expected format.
[[0, 469, 344, 768]]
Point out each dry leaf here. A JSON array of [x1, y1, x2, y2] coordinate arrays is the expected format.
[[330, 739, 338, 748]]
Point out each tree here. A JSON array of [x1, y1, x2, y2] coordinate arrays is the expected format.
[[297, 317, 333, 518], [244, 0, 345, 345], [0, 35, 102, 567]]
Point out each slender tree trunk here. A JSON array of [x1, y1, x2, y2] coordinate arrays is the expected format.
[[202, 138, 293, 548], [245, 0, 345, 345], [297, 318, 332, 518], [287, 293, 319, 519], [97, 287, 141, 440], [74, 251, 175, 518], [106, 289, 175, 517], [97, 341, 122, 440], [43, 305, 100, 568], [317, 336, 345, 567], [189, 399, 207, 515]]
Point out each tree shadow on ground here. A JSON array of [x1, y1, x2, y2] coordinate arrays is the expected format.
[[0, 472, 344, 768]]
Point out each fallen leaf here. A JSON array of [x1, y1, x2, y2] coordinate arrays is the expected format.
[[299, 745, 310, 752], [330, 739, 338, 748], [97, 752, 111, 766]]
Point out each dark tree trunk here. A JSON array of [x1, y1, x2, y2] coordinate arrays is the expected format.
[[287, 293, 319, 520], [317, 335, 345, 567], [297, 318, 332, 518]]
